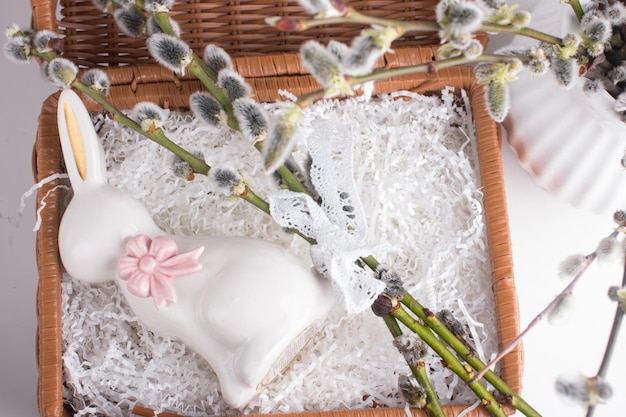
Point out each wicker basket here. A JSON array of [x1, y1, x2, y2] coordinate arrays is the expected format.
[[31, 1, 522, 417]]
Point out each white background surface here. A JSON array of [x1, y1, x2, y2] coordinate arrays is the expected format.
[[0, 1, 624, 417]]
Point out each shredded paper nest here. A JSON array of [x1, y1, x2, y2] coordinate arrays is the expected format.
[[61, 87, 499, 416]]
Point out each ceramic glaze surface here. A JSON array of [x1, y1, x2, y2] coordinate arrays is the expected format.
[[56, 89, 334, 409], [504, 0, 626, 216]]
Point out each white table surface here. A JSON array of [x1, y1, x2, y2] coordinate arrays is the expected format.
[[1, 1, 624, 417]]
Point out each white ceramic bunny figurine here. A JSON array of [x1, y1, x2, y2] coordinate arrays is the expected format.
[[56, 89, 334, 409]]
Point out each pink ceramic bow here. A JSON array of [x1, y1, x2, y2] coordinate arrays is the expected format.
[[117, 234, 204, 309]]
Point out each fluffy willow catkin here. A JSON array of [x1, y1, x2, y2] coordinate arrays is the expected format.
[[210, 166, 244, 196], [33, 30, 61, 52], [343, 34, 383, 76], [484, 81, 509, 123], [113, 7, 148, 38], [203, 44, 233, 74], [217, 69, 252, 102], [132, 102, 168, 132], [147, 33, 192, 75], [190, 91, 223, 126], [550, 57, 577, 89], [263, 106, 303, 172], [233, 98, 268, 142], [3, 36, 32, 63], [47, 57, 78, 87], [555, 374, 613, 406], [81, 69, 111, 95], [300, 40, 345, 90], [143, 0, 175, 13]]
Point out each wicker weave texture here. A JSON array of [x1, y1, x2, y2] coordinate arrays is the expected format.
[[32, 0, 441, 67]]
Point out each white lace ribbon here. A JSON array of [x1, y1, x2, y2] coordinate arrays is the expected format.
[[269, 120, 390, 314]]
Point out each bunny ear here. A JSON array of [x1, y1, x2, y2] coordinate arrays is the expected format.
[[57, 89, 108, 193]]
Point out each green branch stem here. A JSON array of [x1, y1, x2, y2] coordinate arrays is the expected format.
[[292, 7, 418, 33], [72, 81, 211, 175], [401, 294, 541, 417], [149, 10, 312, 195], [253, 142, 309, 194], [238, 186, 270, 213], [273, 7, 563, 46], [585, 251, 626, 417], [392, 307, 508, 417], [479, 23, 562, 45], [360, 254, 539, 417], [382, 315, 445, 417], [354, 54, 516, 84], [473, 229, 622, 384], [412, 360, 445, 417], [294, 53, 523, 109], [568, 0, 585, 22]]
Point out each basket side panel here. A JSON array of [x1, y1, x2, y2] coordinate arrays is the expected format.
[[34, 92, 68, 417], [470, 80, 523, 394], [31, 0, 58, 33]]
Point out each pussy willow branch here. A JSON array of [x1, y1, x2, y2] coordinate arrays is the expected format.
[[363, 256, 541, 417], [293, 53, 524, 109], [71, 81, 211, 175], [400, 294, 541, 417], [150, 11, 309, 195], [568, 0, 585, 22], [585, 250, 626, 417], [471, 229, 623, 384], [354, 54, 521, 84], [75, 79, 283, 218], [150, 13, 232, 120], [31, 50, 291, 225], [275, 7, 563, 45], [479, 23, 562, 44], [392, 306, 509, 417]]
